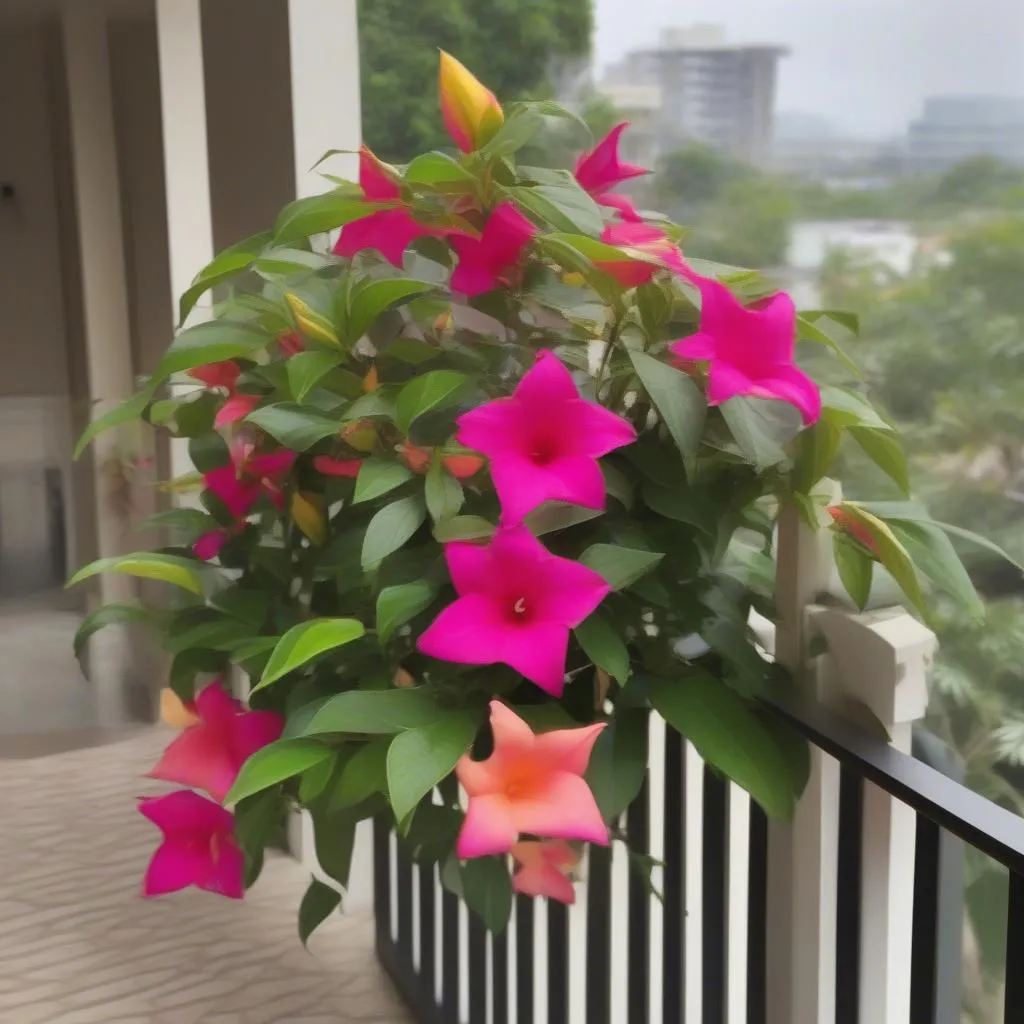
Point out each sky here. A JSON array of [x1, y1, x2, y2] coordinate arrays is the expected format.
[[594, 0, 1024, 137]]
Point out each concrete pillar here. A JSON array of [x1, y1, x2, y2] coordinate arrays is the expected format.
[[62, 3, 137, 725]]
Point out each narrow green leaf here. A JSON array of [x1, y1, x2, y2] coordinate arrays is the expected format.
[[833, 533, 873, 609], [579, 544, 664, 590], [226, 739, 332, 805], [575, 613, 631, 682], [245, 403, 340, 450], [73, 603, 155, 664], [721, 397, 801, 470], [361, 496, 427, 568], [386, 713, 479, 824], [287, 350, 343, 403], [256, 618, 366, 691], [433, 515, 496, 542], [395, 370, 470, 431], [313, 810, 357, 888], [298, 877, 342, 947], [67, 553, 205, 595], [154, 319, 271, 381], [820, 386, 892, 431], [346, 279, 435, 344], [461, 856, 513, 933], [650, 671, 802, 819], [425, 457, 464, 523], [505, 181, 603, 236], [299, 752, 338, 804], [331, 738, 390, 809], [377, 580, 437, 643], [629, 351, 705, 473], [849, 426, 911, 494], [74, 386, 157, 459], [524, 502, 604, 536], [254, 247, 332, 277], [585, 708, 648, 819], [178, 230, 273, 325], [796, 313, 860, 375], [479, 108, 545, 158], [275, 192, 382, 244], [404, 152, 475, 186], [888, 520, 984, 619], [305, 686, 448, 735], [353, 458, 413, 504]]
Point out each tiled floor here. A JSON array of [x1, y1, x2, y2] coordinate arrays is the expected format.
[[0, 728, 411, 1024]]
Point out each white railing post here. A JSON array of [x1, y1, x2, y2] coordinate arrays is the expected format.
[[808, 605, 936, 1024]]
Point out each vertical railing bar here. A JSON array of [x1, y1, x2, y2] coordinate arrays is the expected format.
[[909, 814, 940, 1024], [662, 727, 686, 1024], [627, 775, 651, 1023], [396, 843, 414, 967], [516, 894, 536, 1024], [702, 767, 728, 1024], [835, 766, 863, 1024], [373, 818, 391, 949], [747, 801, 768, 1024], [492, 924, 509, 1024], [586, 843, 613, 1024], [419, 861, 437, 996], [441, 885, 460, 1024], [468, 914, 487, 1023], [1004, 871, 1024, 1023], [548, 898, 570, 1023]]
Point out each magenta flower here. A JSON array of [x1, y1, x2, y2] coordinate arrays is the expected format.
[[149, 681, 283, 803], [597, 222, 689, 286], [449, 201, 537, 296], [575, 123, 648, 222], [457, 350, 635, 524], [455, 701, 607, 858], [670, 274, 821, 425], [416, 526, 611, 695], [139, 789, 244, 899], [333, 145, 445, 268]]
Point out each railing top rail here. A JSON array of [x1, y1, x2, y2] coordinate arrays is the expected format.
[[766, 693, 1024, 876]]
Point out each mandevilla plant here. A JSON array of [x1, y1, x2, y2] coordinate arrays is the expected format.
[[71, 52, 1000, 936]]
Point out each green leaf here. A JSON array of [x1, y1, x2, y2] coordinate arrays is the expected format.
[[650, 671, 801, 819], [387, 713, 479, 824], [433, 515, 496, 542], [298, 877, 342, 947], [178, 230, 272, 324], [848, 426, 910, 494], [305, 686, 448, 735], [586, 708, 648, 819], [377, 580, 437, 643], [833, 534, 873, 609], [154, 319, 270, 381], [395, 370, 470, 431], [479, 108, 545, 158], [361, 496, 427, 568], [796, 313, 860, 376], [245, 403, 340, 450], [793, 419, 844, 494], [313, 809, 357, 888], [505, 181, 603, 236], [888, 520, 984, 619], [287, 350, 343, 403], [721, 397, 801, 470], [73, 603, 155, 664], [404, 152, 475, 186], [331, 738, 390, 809], [819, 386, 892, 431], [460, 856, 513, 933], [275, 192, 380, 244], [346, 279, 435, 345], [353, 457, 413, 504], [524, 502, 604, 536], [629, 351, 705, 473], [256, 618, 365, 691], [67, 553, 205, 595], [226, 739, 332, 805], [254, 247, 332, 277], [299, 752, 338, 804], [575, 613, 630, 683], [425, 457, 464, 523], [579, 544, 664, 590], [74, 386, 157, 459]]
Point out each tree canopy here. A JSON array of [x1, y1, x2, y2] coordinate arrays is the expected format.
[[358, 0, 592, 161]]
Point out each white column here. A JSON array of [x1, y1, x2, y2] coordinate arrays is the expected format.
[[287, 0, 361, 195], [62, 3, 137, 725]]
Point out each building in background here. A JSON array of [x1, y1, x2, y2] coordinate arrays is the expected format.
[[603, 24, 786, 166], [907, 96, 1024, 173]]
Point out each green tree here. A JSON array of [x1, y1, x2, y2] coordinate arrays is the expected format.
[[359, 0, 592, 161]]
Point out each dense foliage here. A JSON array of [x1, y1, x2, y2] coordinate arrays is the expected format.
[[71, 54, 996, 937]]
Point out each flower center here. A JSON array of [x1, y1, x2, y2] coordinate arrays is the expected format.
[[512, 597, 527, 616], [529, 433, 559, 466]]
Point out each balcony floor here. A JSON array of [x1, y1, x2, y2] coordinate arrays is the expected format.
[[0, 727, 411, 1024]]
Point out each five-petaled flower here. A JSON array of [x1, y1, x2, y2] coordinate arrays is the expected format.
[[455, 701, 607, 858], [575, 123, 648, 222], [139, 789, 244, 899], [449, 201, 537, 297], [670, 273, 821, 425], [149, 681, 283, 803], [416, 525, 611, 695], [439, 51, 504, 153], [511, 840, 580, 905], [457, 350, 636, 524]]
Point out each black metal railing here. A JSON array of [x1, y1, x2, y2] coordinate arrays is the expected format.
[[373, 698, 1024, 1024]]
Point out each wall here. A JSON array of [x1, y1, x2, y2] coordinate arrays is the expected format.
[[0, 21, 71, 398]]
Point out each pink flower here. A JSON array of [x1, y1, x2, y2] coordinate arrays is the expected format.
[[205, 441, 296, 520], [334, 145, 445, 268], [597, 222, 688, 286], [189, 361, 240, 390], [139, 790, 244, 899], [193, 528, 232, 562], [575, 123, 648, 222], [456, 350, 636, 524], [511, 840, 579, 905], [439, 51, 504, 153], [313, 455, 363, 478], [214, 392, 260, 429], [278, 331, 305, 357], [416, 526, 610, 695], [455, 701, 607, 858], [449, 201, 536, 296], [149, 681, 283, 803], [670, 274, 821, 425]]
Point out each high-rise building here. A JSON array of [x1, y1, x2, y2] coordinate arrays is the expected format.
[[907, 96, 1024, 173], [604, 25, 787, 166]]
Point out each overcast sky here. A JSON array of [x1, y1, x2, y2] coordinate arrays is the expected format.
[[594, 0, 1024, 137]]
